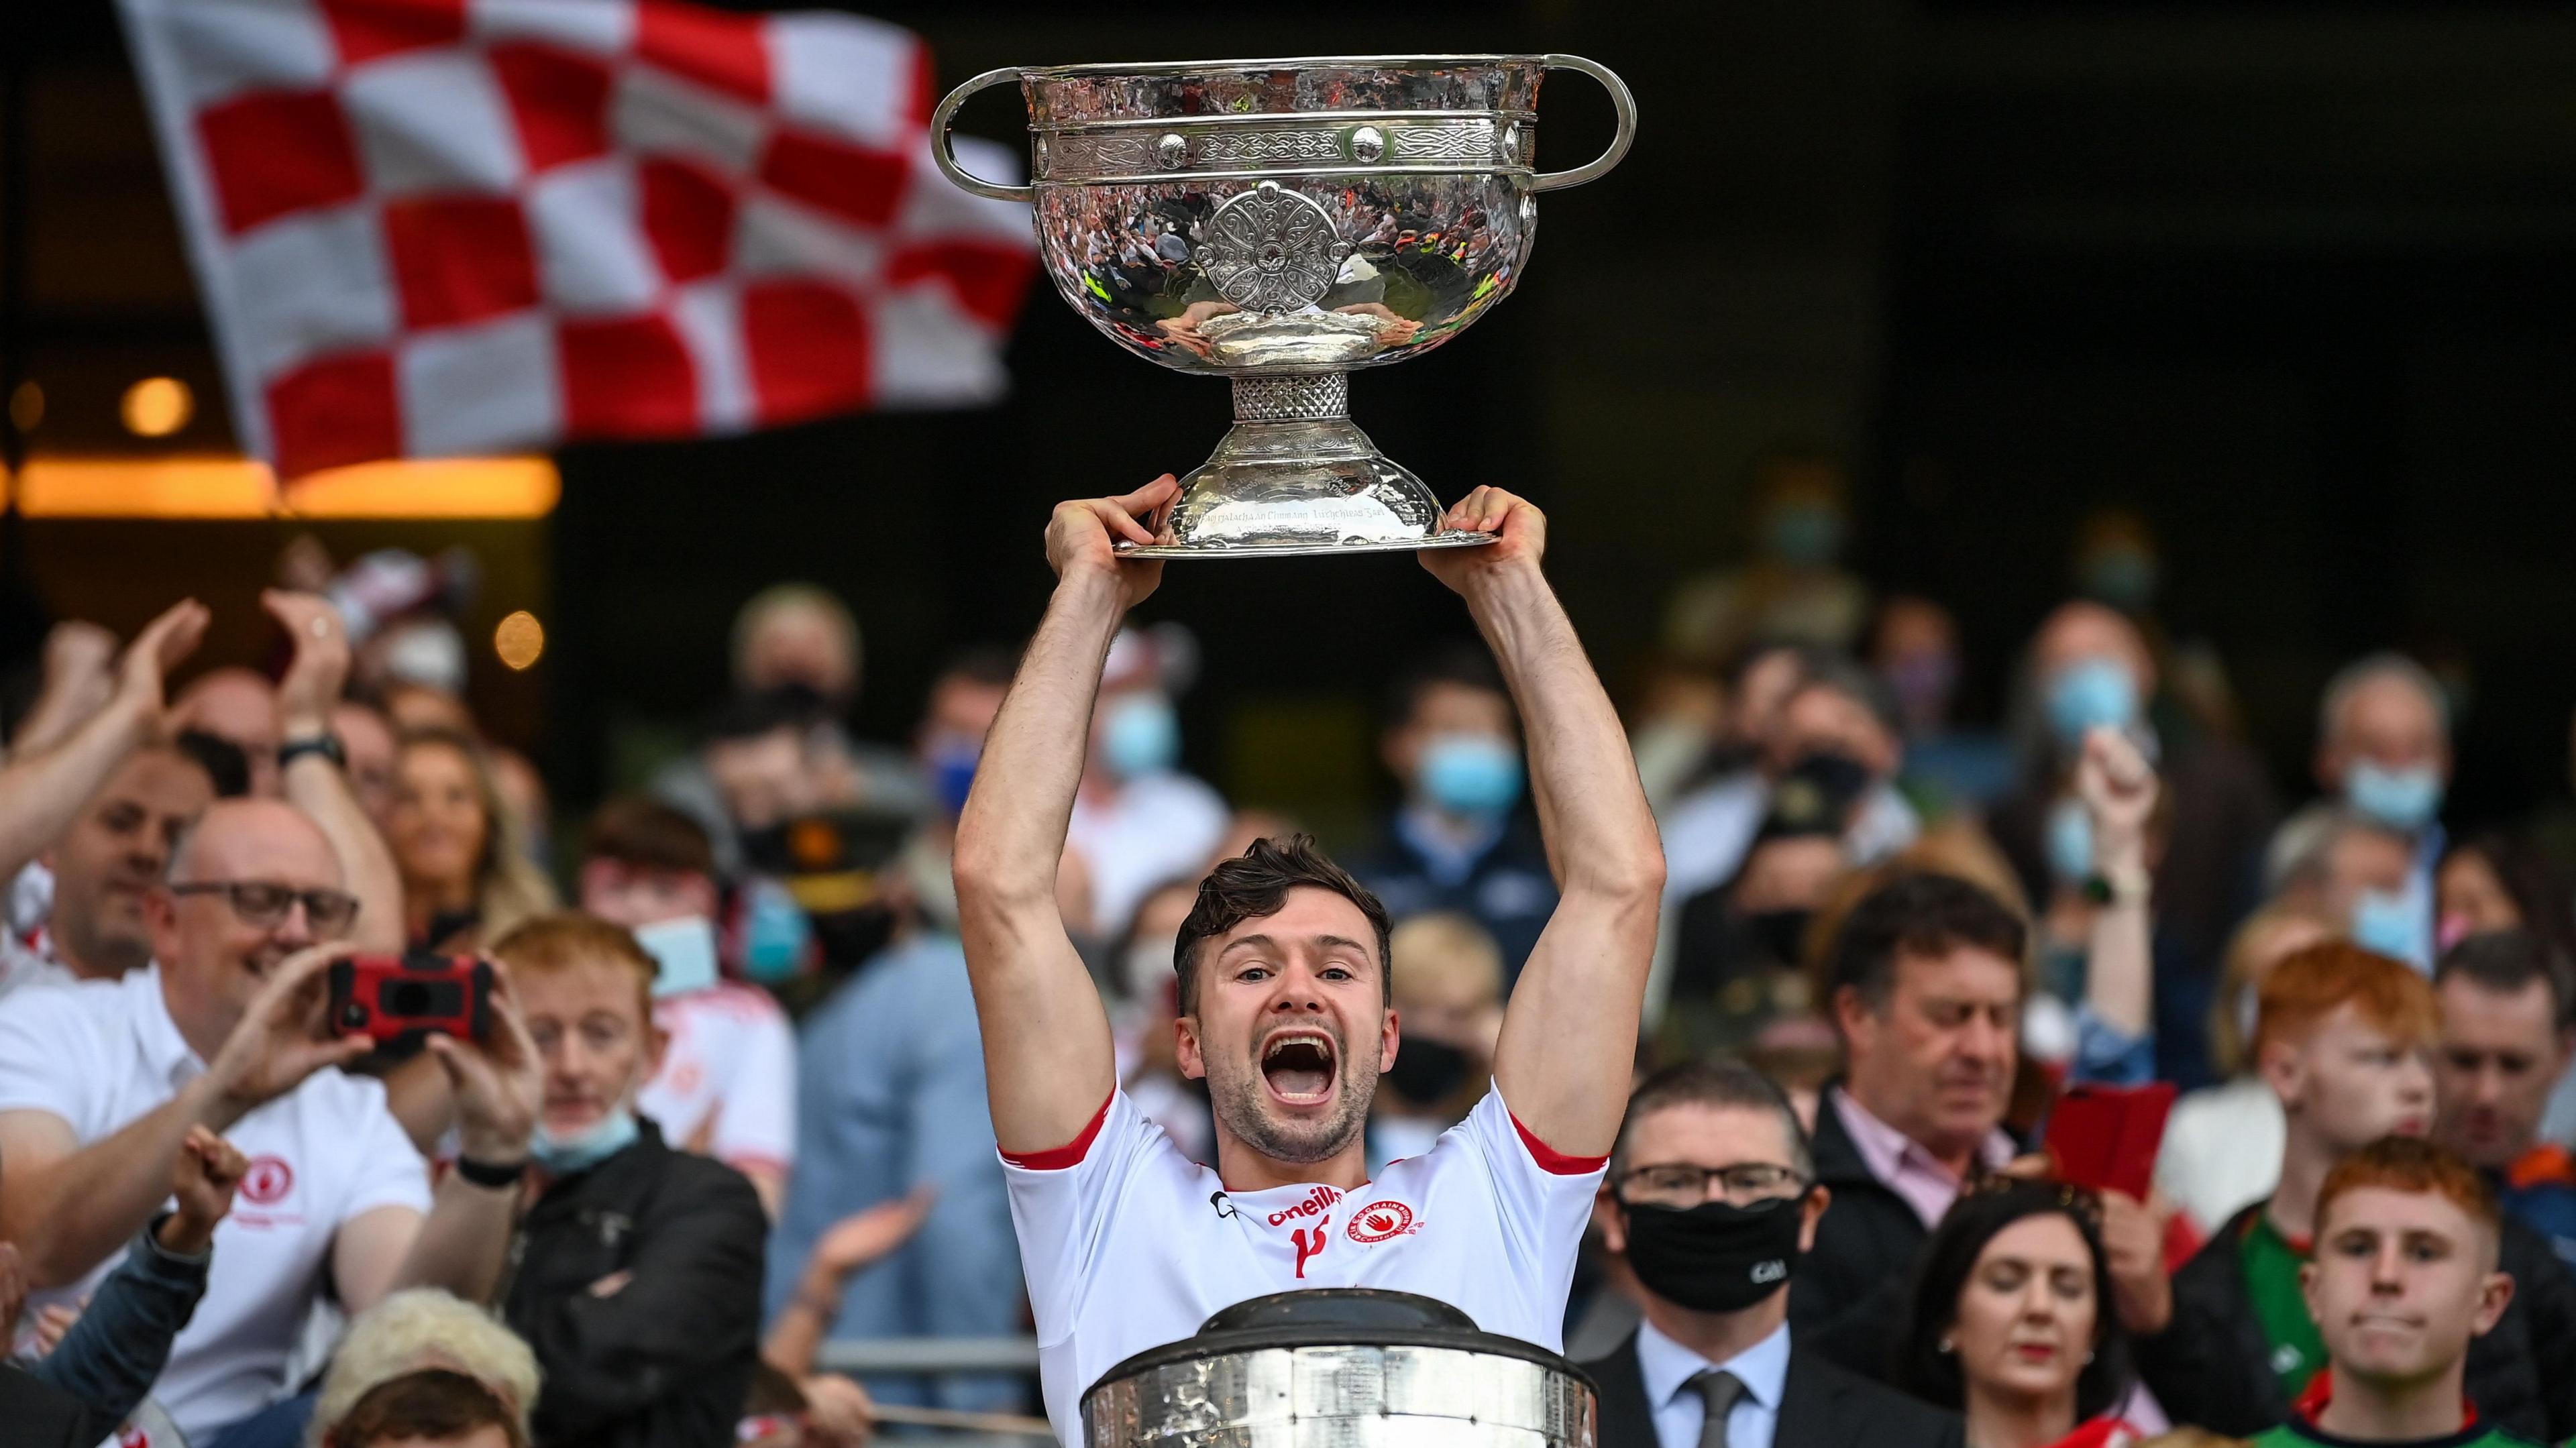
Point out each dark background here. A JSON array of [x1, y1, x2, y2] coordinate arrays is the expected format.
[[9, 0, 2576, 845]]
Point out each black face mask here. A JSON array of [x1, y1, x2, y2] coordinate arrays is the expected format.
[[1619, 1194, 1807, 1313], [1383, 1038, 1471, 1104], [1742, 908, 1813, 966]]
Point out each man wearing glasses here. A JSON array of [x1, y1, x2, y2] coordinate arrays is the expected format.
[[0, 796, 541, 1447], [1585, 1060, 1963, 1448]]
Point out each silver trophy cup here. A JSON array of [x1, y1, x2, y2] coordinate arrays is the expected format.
[[932, 56, 1636, 557], [1083, 1289, 1597, 1448]]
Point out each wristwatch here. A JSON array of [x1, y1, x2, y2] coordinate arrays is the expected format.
[[277, 732, 346, 770], [2081, 865, 2152, 909]]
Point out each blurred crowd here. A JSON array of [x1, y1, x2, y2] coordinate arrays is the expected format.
[[2, 454, 2575, 1448]]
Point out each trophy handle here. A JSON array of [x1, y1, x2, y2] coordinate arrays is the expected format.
[[931, 68, 1036, 203], [1529, 55, 1638, 192]]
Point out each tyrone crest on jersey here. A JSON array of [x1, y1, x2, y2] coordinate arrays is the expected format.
[[1346, 1200, 1418, 1244]]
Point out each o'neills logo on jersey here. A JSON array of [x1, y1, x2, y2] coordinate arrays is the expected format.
[[1265, 1185, 1343, 1227], [1347, 1201, 1417, 1243]]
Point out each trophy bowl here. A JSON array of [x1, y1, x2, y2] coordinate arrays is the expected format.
[[933, 56, 1636, 557]]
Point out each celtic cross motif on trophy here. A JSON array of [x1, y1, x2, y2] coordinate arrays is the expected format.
[[1201, 181, 1350, 315]]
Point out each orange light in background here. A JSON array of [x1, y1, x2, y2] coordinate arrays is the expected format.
[[13, 456, 559, 518], [7, 381, 41, 433], [494, 610, 545, 671], [121, 378, 195, 437]]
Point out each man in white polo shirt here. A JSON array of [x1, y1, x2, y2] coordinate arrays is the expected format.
[[0, 797, 541, 1445], [953, 479, 1667, 1442]]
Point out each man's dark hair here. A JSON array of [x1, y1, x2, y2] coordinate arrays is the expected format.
[[172, 728, 251, 799], [1611, 1057, 1813, 1182], [583, 795, 716, 879], [936, 644, 1022, 692], [1173, 834, 1393, 1017], [1895, 1182, 2132, 1421], [706, 683, 834, 743], [1784, 654, 1903, 743], [2435, 928, 2576, 1030], [1822, 872, 2027, 1023], [1385, 645, 1509, 730], [325, 1368, 524, 1448]]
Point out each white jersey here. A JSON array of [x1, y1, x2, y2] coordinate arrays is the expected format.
[[638, 981, 797, 1179], [1003, 1083, 1605, 1445]]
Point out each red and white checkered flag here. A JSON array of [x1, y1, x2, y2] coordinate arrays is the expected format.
[[119, 0, 1035, 477]]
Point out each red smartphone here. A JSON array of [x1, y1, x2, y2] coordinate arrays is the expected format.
[[2042, 1082, 2177, 1201], [328, 952, 492, 1049]]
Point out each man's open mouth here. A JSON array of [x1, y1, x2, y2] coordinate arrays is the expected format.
[[1260, 1028, 1339, 1107]]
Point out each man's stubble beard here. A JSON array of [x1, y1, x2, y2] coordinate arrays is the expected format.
[[1210, 1054, 1381, 1166]]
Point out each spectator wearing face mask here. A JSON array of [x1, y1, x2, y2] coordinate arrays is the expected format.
[[1870, 596, 2014, 816], [2265, 655, 2453, 970], [1662, 456, 1872, 665], [1367, 912, 1505, 1174], [578, 798, 796, 1218], [1992, 602, 2279, 1087], [1353, 649, 1557, 985], [1584, 1059, 1962, 1448], [1104, 879, 1216, 1164], [2431, 931, 2576, 1271], [2434, 834, 2576, 964], [492, 913, 767, 1448], [1062, 628, 1226, 943]]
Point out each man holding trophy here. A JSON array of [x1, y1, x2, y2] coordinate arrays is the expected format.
[[952, 474, 1666, 1441]]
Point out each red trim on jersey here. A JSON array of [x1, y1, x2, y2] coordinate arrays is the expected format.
[[1510, 1111, 1609, 1174], [1000, 1095, 1111, 1171]]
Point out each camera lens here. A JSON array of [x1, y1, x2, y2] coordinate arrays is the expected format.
[[386, 981, 433, 1015], [339, 1001, 369, 1029]]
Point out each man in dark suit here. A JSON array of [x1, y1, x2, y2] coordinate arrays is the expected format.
[[1582, 1061, 1963, 1448]]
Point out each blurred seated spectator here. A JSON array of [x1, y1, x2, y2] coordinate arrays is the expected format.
[[174, 666, 284, 797], [493, 913, 765, 1448], [1893, 1180, 2139, 1448], [759, 1192, 933, 1448], [1106, 879, 1215, 1162], [1792, 872, 2025, 1378], [320, 1370, 525, 1448], [2133, 942, 2576, 1442], [2264, 655, 2452, 970], [1354, 647, 1557, 985], [2432, 930, 2576, 1270], [307, 1288, 542, 1446], [2153, 903, 2334, 1236], [2436, 833, 2576, 961], [389, 729, 555, 952], [1662, 455, 1870, 663], [1624, 654, 1729, 813], [732, 584, 861, 712], [1870, 596, 2013, 816], [2247, 1139, 2524, 1448], [1, 1124, 242, 1443], [2273, 812, 2417, 962], [1992, 602, 2277, 1087], [580, 797, 796, 1215], [331, 700, 399, 830], [0, 796, 538, 1445], [380, 677, 476, 738], [1583, 1059, 1963, 1448], [1063, 628, 1226, 944], [1369, 912, 1505, 1174]]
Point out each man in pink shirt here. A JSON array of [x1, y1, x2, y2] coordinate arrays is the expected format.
[[1789, 872, 2023, 1372]]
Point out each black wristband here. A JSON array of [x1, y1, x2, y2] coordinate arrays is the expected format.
[[278, 733, 346, 770], [456, 1155, 527, 1189]]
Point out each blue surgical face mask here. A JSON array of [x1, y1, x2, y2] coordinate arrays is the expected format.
[[633, 916, 719, 998], [1099, 693, 1180, 781], [531, 1106, 639, 1176], [2045, 657, 2139, 748], [740, 878, 810, 983], [1420, 732, 1523, 818], [1764, 503, 1843, 567], [2351, 887, 2423, 964], [2346, 761, 2443, 834], [925, 738, 979, 820], [2045, 796, 2094, 883]]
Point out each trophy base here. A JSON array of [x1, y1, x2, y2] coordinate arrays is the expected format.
[[1116, 374, 1501, 560]]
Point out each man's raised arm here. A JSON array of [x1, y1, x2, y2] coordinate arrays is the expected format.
[[953, 477, 1177, 1157], [1424, 488, 1665, 1158]]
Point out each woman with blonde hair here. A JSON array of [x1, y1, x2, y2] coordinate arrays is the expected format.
[[386, 728, 555, 951]]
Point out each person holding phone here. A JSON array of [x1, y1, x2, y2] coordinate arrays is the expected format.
[[1894, 1180, 2141, 1448]]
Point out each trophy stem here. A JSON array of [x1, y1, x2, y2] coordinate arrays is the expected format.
[[1231, 373, 1348, 423]]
